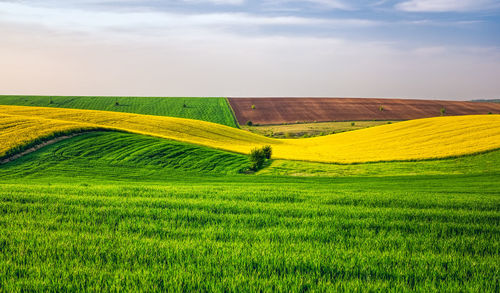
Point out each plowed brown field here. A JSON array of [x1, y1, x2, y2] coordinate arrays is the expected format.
[[228, 97, 500, 125]]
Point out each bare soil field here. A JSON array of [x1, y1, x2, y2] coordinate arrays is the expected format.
[[228, 97, 500, 125]]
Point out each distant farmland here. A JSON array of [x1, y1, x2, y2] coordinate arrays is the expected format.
[[0, 96, 238, 127], [228, 97, 500, 125]]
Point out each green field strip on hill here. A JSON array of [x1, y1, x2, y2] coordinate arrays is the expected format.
[[0, 132, 249, 179], [258, 149, 500, 177], [0, 95, 238, 127], [224, 97, 241, 128]]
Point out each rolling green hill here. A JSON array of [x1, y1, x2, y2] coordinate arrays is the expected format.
[[0, 132, 248, 179], [1, 131, 499, 180], [0, 95, 238, 127], [0, 131, 499, 291]]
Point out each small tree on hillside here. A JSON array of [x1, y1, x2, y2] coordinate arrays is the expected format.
[[246, 121, 253, 126], [249, 148, 266, 171], [262, 145, 272, 159], [440, 107, 446, 116]]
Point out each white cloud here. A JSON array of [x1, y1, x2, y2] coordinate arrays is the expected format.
[[182, 0, 245, 5], [263, 0, 352, 10], [396, 0, 500, 12], [0, 2, 379, 38], [303, 0, 352, 9]]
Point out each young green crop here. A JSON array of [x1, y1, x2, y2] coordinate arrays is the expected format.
[[0, 95, 238, 127], [0, 174, 498, 291], [259, 149, 500, 177], [0, 132, 249, 178]]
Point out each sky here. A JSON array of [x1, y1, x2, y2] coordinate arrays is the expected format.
[[0, 0, 499, 99]]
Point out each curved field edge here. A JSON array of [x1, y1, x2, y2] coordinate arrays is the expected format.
[[2, 131, 500, 179], [1, 105, 500, 163], [0, 95, 238, 127], [1, 131, 91, 164], [0, 128, 98, 161], [0, 132, 250, 179], [0, 113, 107, 160]]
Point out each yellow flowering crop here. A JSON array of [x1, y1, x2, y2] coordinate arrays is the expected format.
[[1, 105, 499, 163], [0, 113, 98, 158]]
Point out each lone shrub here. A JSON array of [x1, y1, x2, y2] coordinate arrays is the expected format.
[[249, 148, 266, 171], [262, 145, 272, 159], [246, 121, 253, 126], [440, 107, 446, 116], [351, 122, 355, 126], [379, 106, 384, 111], [251, 104, 256, 109]]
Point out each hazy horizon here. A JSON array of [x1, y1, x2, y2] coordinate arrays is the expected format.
[[1, 95, 499, 102], [1, 0, 499, 100]]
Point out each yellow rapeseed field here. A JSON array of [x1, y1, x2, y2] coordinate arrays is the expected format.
[[0, 113, 98, 158], [1, 105, 499, 163]]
